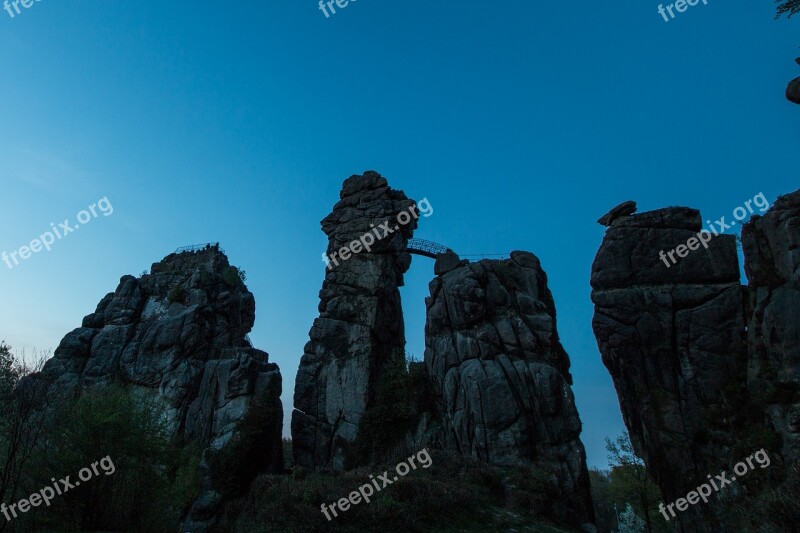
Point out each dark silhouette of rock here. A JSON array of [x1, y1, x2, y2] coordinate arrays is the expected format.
[[425, 251, 595, 529], [29, 245, 283, 532], [597, 200, 637, 226], [290, 172, 595, 529], [433, 250, 465, 275], [787, 78, 800, 104], [742, 190, 800, 467], [591, 193, 800, 531], [291, 171, 417, 470], [787, 58, 800, 104]]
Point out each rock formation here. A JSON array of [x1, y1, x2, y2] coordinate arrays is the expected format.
[[291, 171, 417, 470], [291, 171, 595, 528], [597, 200, 637, 226], [27, 245, 283, 532], [592, 192, 800, 530], [787, 58, 800, 104], [425, 251, 595, 528], [742, 191, 800, 468]]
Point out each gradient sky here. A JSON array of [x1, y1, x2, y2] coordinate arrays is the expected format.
[[1, 0, 798, 469]]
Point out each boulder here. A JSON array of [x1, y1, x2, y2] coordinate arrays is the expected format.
[[597, 200, 637, 226]]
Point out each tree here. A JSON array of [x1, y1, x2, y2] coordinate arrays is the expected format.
[[605, 432, 667, 533], [0, 343, 18, 403], [776, 0, 800, 18], [0, 343, 51, 532], [26, 386, 201, 531], [589, 468, 616, 532], [618, 503, 647, 533]]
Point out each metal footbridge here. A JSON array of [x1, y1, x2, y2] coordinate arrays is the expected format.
[[407, 239, 508, 260], [407, 239, 452, 258]]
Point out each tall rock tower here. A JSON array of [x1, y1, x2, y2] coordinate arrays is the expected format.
[[291, 171, 417, 470]]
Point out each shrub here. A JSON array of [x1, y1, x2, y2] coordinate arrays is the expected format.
[[222, 266, 246, 287], [355, 356, 417, 464], [217, 451, 570, 533], [18, 386, 201, 532], [168, 285, 186, 305]]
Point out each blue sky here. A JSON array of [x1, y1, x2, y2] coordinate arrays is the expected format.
[[0, 0, 798, 469]]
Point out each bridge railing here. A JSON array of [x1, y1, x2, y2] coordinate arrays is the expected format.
[[175, 243, 225, 254], [408, 239, 452, 258], [461, 253, 510, 260], [408, 239, 509, 260]]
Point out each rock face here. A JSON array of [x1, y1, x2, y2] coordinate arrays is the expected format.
[[787, 77, 800, 104], [787, 58, 800, 104], [292, 172, 595, 528], [592, 193, 800, 530], [591, 207, 745, 529], [425, 251, 595, 527], [31, 245, 283, 531], [291, 171, 417, 470], [742, 191, 800, 467]]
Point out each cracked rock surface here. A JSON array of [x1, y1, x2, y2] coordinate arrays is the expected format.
[[28, 245, 283, 532], [425, 251, 594, 527], [291, 171, 417, 470], [742, 190, 800, 469], [592, 191, 800, 531]]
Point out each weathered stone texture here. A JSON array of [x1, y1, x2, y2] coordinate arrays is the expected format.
[[291, 171, 417, 470], [425, 251, 594, 527], [743, 190, 800, 467], [31, 245, 282, 532], [592, 192, 800, 531]]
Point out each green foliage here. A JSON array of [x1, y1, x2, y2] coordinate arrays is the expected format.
[[355, 355, 422, 464], [597, 432, 669, 533], [19, 386, 201, 532], [168, 285, 186, 305], [618, 503, 646, 533], [504, 465, 556, 515], [589, 468, 615, 533], [776, 0, 800, 18], [222, 266, 246, 287], [218, 450, 574, 533], [0, 342, 18, 416], [0, 341, 52, 524], [728, 462, 800, 531], [282, 438, 294, 470]]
